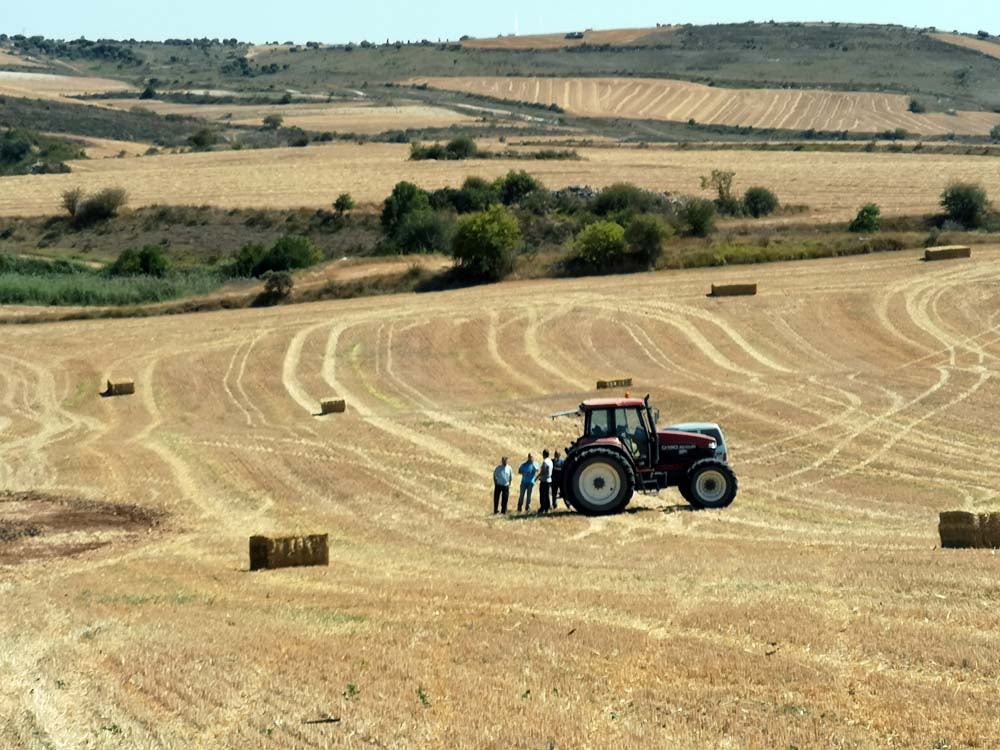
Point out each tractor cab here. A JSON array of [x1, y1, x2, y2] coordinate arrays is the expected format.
[[579, 396, 659, 470]]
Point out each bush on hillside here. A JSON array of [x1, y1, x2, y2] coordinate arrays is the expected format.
[[940, 182, 989, 228], [394, 210, 454, 253], [574, 220, 627, 271], [592, 182, 660, 217], [701, 169, 741, 216], [991, 124, 1000, 143], [451, 204, 521, 281], [62, 186, 128, 228], [495, 170, 543, 205], [233, 235, 322, 277], [680, 198, 717, 237], [106, 244, 169, 278], [381, 181, 430, 237], [625, 214, 674, 268], [848, 203, 881, 233], [743, 186, 779, 218]]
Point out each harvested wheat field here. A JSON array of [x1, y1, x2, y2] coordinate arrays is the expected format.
[[459, 26, 676, 49], [0, 71, 134, 101], [2, 248, 1000, 747], [929, 32, 1000, 61], [412, 76, 1000, 136], [0, 49, 43, 68], [3, 142, 1000, 222], [97, 99, 479, 134]]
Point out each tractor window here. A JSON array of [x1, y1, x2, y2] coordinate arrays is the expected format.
[[614, 408, 649, 460], [588, 410, 610, 437]]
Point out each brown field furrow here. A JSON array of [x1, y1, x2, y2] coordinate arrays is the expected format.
[[412, 76, 1000, 135], [5, 247, 1000, 747]]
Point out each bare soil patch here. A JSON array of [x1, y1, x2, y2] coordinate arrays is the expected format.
[[0, 490, 161, 566]]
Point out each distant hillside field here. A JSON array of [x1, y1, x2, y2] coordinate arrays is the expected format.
[[3, 142, 1000, 221], [0, 71, 134, 101], [459, 26, 677, 50], [95, 99, 480, 134], [929, 32, 1000, 61], [0, 49, 43, 68], [412, 76, 1000, 136]]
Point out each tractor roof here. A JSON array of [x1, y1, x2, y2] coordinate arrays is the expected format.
[[580, 397, 646, 409]]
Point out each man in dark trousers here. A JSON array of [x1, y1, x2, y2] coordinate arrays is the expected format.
[[551, 449, 565, 508], [492, 456, 512, 514], [538, 449, 553, 514]]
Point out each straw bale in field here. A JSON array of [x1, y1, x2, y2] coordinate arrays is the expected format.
[[596, 378, 633, 390], [104, 379, 135, 396], [249, 533, 329, 571], [924, 246, 971, 261], [979, 512, 1000, 548], [938, 510, 982, 548], [710, 283, 758, 297], [320, 398, 346, 414]]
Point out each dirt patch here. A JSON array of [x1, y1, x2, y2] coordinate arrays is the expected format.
[[0, 490, 162, 566]]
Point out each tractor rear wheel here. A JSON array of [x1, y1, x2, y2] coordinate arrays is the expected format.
[[566, 449, 634, 516], [686, 459, 737, 509]]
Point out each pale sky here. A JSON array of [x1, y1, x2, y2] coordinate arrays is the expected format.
[[1, 1, 997, 44]]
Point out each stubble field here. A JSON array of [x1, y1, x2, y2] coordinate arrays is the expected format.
[[2, 142, 1000, 222], [2, 247, 1000, 748], [412, 76, 1000, 136]]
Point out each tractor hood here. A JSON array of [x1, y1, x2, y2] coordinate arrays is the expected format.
[[658, 429, 717, 450]]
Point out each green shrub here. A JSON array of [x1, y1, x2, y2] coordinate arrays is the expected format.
[[394, 210, 454, 253], [446, 136, 477, 159], [188, 128, 217, 150], [381, 181, 430, 237], [66, 187, 128, 227], [409, 137, 479, 161], [0, 131, 32, 164], [908, 98, 926, 114], [106, 245, 169, 278], [625, 215, 674, 268], [574, 220, 627, 270], [593, 183, 659, 216], [700, 169, 741, 216], [496, 170, 542, 205], [743, 187, 779, 218], [848, 203, 881, 233], [680, 198, 716, 237], [991, 124, 1000, 143], [333, 193, 355, 214], [257, 235, 321, 274], [233, 243, 265, 277], [940, 182, 989, 228], [261, 270, 294, 300], [262, 114, 283, 130], [451, 205, 521, 281]]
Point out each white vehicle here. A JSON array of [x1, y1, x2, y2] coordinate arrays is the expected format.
[[666, 422, 728, 462]]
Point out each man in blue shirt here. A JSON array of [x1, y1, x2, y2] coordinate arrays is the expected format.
[[492, 456, 512, 514], [517, 453, 538, 513]]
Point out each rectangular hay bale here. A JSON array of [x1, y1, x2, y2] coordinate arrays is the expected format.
[[320, 398, 346, 414], [924, 245, 971, 261], [596, 378, 633, 390], [938, 510, 982, 549], [106, 379, 135, 396], [979, 512, 1000, 549], [711, 283, 757, 297], [249, 533, 329, 571]]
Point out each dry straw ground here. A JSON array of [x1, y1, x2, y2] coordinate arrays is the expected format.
[[0, 71, 134, 101], [2, 248, 1000, 747], [929, 32, 1000, 61], [3, 142, 1000, 221], [96, 99, 479, 134], [413, 76, 1000, 136]]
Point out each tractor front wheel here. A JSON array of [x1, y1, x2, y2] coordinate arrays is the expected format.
[[686, 459, 737, 509], [566, 450, 634, 516]]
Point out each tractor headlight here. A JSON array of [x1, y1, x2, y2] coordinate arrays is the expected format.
[[708, 440, 717, 450]]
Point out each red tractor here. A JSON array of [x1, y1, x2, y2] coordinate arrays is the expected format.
[[552, 394, 737, 515]]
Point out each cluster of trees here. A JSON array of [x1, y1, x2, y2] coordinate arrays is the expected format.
[[1, 128, 83, 176], [375, 172, 782, 280], [699, 170, 780, 219], [9, 35, 142, 64]]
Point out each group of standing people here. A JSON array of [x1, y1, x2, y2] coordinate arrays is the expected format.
[[492, 450, 565, 515]]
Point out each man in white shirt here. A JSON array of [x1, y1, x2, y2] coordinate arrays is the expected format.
[[539, 449, 554, 514], [493, 456, 513, 514]]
